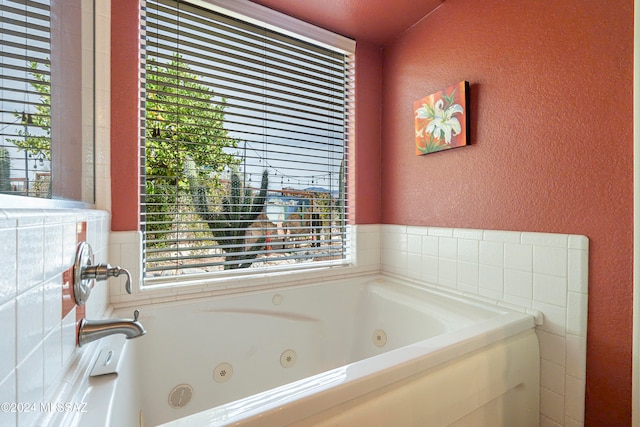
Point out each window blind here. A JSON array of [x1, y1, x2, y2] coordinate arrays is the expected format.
[[141, 0, 353, 282], [0, 0, 51, 197]]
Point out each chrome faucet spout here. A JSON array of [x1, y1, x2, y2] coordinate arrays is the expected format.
[[78, 310, 146, 347]]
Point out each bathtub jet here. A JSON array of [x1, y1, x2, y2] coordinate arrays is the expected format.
[[78, 309, 146, 347]]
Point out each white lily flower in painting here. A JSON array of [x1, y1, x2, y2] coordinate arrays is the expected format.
[[415, 103, 434, 120], [424, 99, 464, 144]]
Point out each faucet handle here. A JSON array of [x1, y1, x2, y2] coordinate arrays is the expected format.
[[133, 309, 140, 321], [82, 264, 132, 295], [123, 269, 132, 295], [73, 242, 133, 305], [109, 267, 132, 295]]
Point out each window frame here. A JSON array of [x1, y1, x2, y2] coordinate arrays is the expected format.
[[139, 0, 356, 288]]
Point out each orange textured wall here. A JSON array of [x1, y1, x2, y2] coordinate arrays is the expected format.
[[110, 0, 140, 231], [353, 42, 383, 224], [380, 0, 633, 424]]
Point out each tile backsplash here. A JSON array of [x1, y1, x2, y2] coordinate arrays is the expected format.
[[0, 218, 587, 427], [379, 224, 588, 427], [0, 209, 109, 427]]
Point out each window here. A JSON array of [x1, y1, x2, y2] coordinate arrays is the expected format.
[[140, 0, 354, 284], [0, 0, 94, 204], [0, 0, 51, 198]]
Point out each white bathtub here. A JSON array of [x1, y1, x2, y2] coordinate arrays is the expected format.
[[47, 274, 540, 427]]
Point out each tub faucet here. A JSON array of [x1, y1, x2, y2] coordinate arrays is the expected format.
[[73, 242, 133, 306], [82, 263, 133, 295], [78, 310, 146, 347]]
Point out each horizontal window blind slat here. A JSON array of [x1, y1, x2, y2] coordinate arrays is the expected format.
[[145, 249, 347, 262], [146, 240, 346, 257], [139, 226, 350, 239], [141, 227, 347, 239], [143, 133, 346, 158], [0, 75, 51, 91], [1, 16, 50, 34], [1, 63, 51, 79], [144, 51, 346, 90], [4, 0, 50, 11], [146, 40, 345, 94], [145, 251, 346, 273], [0, 38, 51, 56], [145, 90, 346, 125], [0, 28, 51, 45], [0, 92, 51, 105], [146, 88, 345, 125], [150, 0, 345, 63], [145, 120, 345, 146], [146, 113, 346, 141], [145, 51, 346, 105], [145, 102, 346, 132], [144, 14, 346, 69], [0, 3, 50, 22]]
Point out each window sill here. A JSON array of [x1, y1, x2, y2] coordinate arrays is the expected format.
[[0, 193, 94, 209], [111, 262, 377, 309], [107, 225, 381, 309]]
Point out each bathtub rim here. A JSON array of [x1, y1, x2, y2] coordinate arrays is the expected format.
[[158, 312, 537, 426]]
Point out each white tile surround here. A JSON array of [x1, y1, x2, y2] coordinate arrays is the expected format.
[[0, 224, 588, 423], [107, 223, 589, 427], [379, 224, 589, 427], [0, 209, 110, 427], [0, 218, 588, 427], [93, 0, 112, 212]]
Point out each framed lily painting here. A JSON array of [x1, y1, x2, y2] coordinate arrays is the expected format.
[[414, 81, 469, 155]]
